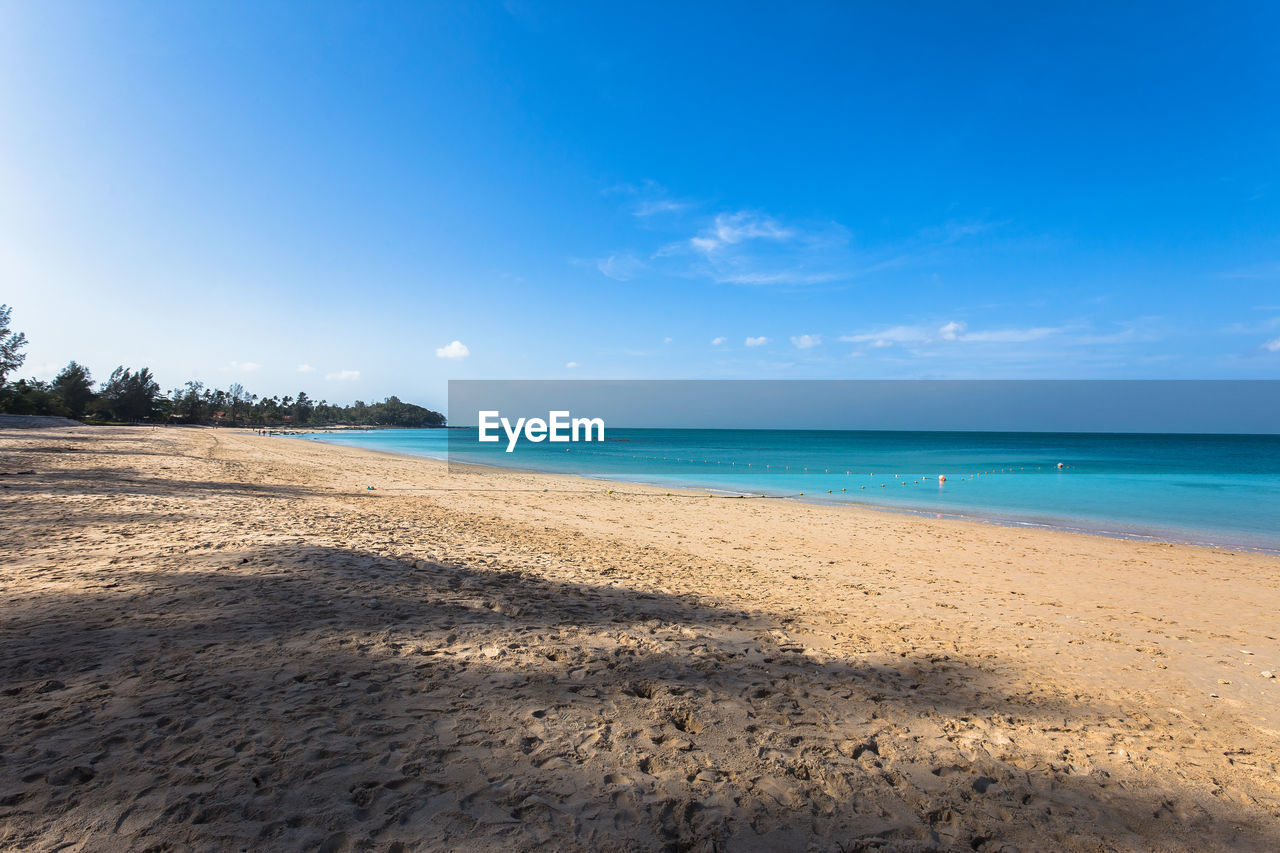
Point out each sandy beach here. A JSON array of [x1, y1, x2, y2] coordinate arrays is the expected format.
[[2, 424, 1279, 852]]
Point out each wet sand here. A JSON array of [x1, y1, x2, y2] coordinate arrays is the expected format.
[[2, 425, 1279, 851]]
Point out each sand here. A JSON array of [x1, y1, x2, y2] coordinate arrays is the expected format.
[[2, 425, 1278, 852]]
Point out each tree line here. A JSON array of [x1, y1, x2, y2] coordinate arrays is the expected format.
[[0, 305, 446, 427]]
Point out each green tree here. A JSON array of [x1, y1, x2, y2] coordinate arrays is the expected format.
[[52, 361, 95, 418], [0, 304, 28, 385], [227, 383, 251, 421], [1, 379, 59, 415], [292, 390, 313, 424], [177, 380, 206, 423], [98, 367, 161, 421]]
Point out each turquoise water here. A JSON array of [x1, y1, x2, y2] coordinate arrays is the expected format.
[[295, 428, 1280, 551]]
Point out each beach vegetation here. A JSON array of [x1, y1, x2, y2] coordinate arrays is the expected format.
[[98, 367, 163, 421], [0, 310, 445, 426], [0, 304, 29, 385], [52, 362, 95, 418]]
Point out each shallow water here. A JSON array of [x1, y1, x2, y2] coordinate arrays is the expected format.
[[295, 428, 1280, 551]]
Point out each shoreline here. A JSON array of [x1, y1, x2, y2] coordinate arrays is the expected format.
[[291, 431, 1280, 556], [5, 424, 1280, 851]]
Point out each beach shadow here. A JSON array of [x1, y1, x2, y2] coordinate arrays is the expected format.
[[3, 543, 1276, 852], [0, 465, 328, 500]]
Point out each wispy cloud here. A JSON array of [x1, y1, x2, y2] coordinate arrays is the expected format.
[[606, 180, 692, 219], [435, 340, 470, 360], [296, 363, 316, 373], [1264, 337, 1280, 353], [918, 218, 1005, 244], [841, 319, 1158, 350], [711, 336, 727, 346], [594, 252, 645, 281], [840, 325, 932, 345], [634, 198, 689, 217], [325, 369, 360, 381], [744, 336, 770, 347], [1218, 262, 1280, 280], [589, 184, 1013, 288], [1222, 315, 1280, 336], [790, 333, 822, 349], [565, 361, 580, 368], [688, 212, 796, 254], [659, 211, 859, 286]]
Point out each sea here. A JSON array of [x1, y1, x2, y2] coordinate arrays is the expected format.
[[293, 428, 1280, 552]]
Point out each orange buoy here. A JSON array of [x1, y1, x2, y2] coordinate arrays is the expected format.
[[938, 475, 946, 483]]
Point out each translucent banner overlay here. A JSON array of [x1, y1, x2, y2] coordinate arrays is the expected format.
[[433, 380, 1280, 550]]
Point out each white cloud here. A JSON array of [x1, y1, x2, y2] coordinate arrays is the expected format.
[[634, 198, 688, 217], [607, 180, 691, 218], [325, 369, 360, 381], [871, 339, 893, 348], [652, 209, 860, 286], [745, 336, 770, 347], [918, 219, 1003, 244], [1264, 337, 1280, 352], [841, 326, 931, 345], [435, 340, 470, 359], [711, 336, 727, 346], [690, 211, 796, 256], [596, 252, 645, 281], [709, 270, 844, 285], [297, 363, 316, 373], [223, 360, 261, 373], [959, 327, 1060, 343], [565, 361, 580, 369], [843, 323, 1064, 346], [790, 334, 822, 349], [663, 336, 673, 344]]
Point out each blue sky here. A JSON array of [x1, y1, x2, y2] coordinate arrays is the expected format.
[[3, 1, 1278, 411]]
